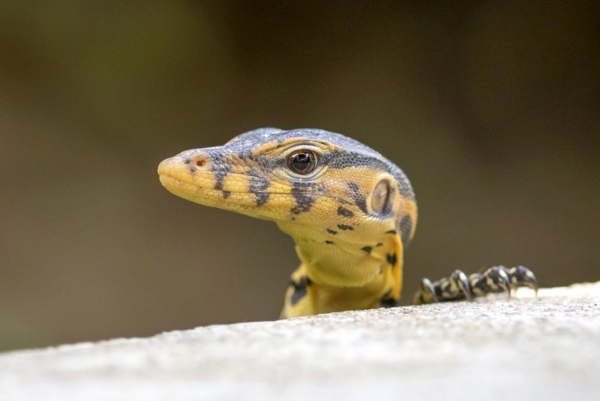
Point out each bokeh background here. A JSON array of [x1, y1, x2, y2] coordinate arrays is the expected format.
[[1, 1, 598, 351]]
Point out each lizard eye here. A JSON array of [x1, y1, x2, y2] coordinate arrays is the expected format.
[[287, 150, 317, 174], [371, 179, 392, 215]]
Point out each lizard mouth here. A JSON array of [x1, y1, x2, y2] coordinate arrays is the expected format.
[[158, 156, 294, 218], [158, 156, 277, 196], [158, 173, 272, 200], [158, 173, 221, 206]]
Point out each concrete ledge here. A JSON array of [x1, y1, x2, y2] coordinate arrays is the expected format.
[[1, 282, 599, 401]]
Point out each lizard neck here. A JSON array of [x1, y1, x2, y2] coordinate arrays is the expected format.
[[276, 220, 391, 287], [276, 220, 402, 316]]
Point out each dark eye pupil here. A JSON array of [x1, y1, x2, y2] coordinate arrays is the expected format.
[[288, 151, 316, 174], [293, 153, 311, 169]]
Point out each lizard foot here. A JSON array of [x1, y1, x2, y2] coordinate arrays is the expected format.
[[412, 265, 538, 305]]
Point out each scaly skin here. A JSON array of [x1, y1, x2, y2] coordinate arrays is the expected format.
[[158, 128, 537, 318]]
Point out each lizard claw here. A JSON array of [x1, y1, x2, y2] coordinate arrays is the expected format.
[[412, 278, 438, 305], [509, 265, 539, 296], [450, 270, 472, 301], [415, 264, 539, 304]]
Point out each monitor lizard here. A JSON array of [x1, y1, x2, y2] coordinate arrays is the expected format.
[[158, 128, 538, 318]]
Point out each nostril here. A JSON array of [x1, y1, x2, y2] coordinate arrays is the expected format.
[[188, 153, 211, 170]]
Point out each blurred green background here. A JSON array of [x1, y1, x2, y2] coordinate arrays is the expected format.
[[0, 1, 598, 351]]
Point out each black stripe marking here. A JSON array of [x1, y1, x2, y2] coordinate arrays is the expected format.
[[337, 224, 353, 231], [337, 206, 354, 218], [380, 289, 396, 308], [291, 182, 316, 214], [222, 190, 231, 199], [255, 193, 270, 206], [347, 182, 368, 214], [385, 230, 397, 235], [325, 240, 334, 245], [386, 253, 397, 266], [248, 172, 270, 206], [290, 277, 312, 306], [399, 214, 413, 246], [326, 229, 338, 235], [211, 154, 231, 191], [361, 246, 373, 254]]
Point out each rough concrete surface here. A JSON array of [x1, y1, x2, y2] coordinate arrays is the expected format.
[[1, 283, 599, 401]]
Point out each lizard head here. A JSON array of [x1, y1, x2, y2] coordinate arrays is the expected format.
[[158, 128, 417, 248]]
